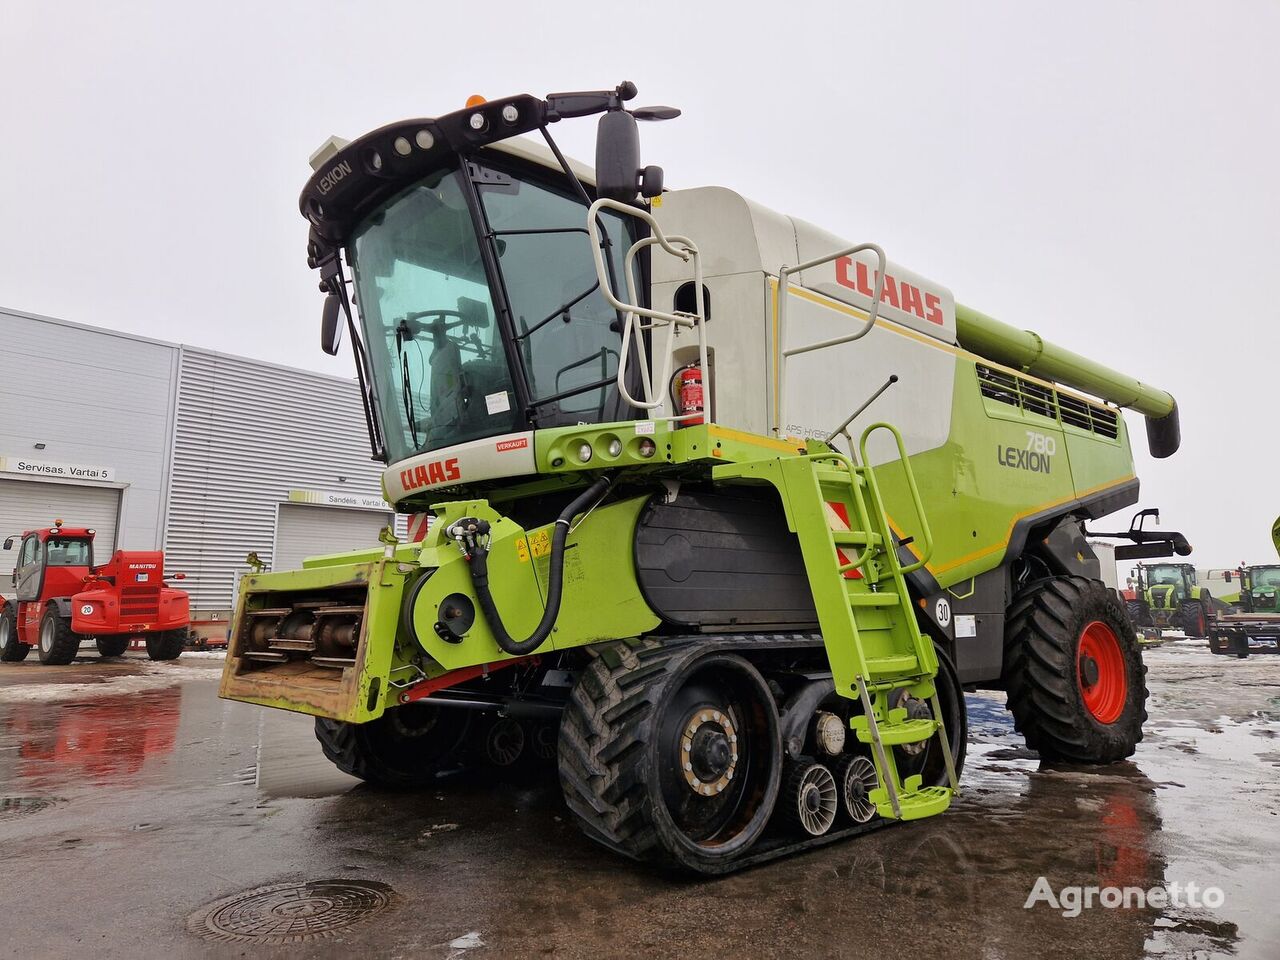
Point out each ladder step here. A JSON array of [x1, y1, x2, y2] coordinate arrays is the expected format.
[[863, 654, 919, 675], [830, 531, 872, 547], [848, 591, 900, 608], [815, 468, 865, 487], [856, 716, 937, 746], [879, 785, 952, 821]]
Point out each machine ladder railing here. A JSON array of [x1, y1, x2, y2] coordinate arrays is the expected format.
[[777, 428, 955, 819], [587, 198, 710, 423], [773, 242, 887, 436]]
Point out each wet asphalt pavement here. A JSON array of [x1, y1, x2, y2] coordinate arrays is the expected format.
[[1, 642, 1277, 960]]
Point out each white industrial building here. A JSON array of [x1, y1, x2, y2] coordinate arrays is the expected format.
[[0, 307, 402, 615]]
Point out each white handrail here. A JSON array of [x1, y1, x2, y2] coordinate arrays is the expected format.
[[588, 199, 710, 421], [773, 243, 887, 436]]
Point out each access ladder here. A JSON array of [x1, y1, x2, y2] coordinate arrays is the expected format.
[[717, 421, 958, 821]]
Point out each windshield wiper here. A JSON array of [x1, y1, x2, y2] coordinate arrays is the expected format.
[[395, 318, 422, 450]]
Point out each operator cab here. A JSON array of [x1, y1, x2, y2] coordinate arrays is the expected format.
[[4, 521, 95, 602], [301, 86, 671, 461]]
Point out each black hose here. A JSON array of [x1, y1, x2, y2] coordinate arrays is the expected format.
[[466, 476, 614, 655]]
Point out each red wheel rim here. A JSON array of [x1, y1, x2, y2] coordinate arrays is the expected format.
[[1077, 621, 1127, 724]]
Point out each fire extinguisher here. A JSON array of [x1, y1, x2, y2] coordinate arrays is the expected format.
[[672, 363, 705, 427]]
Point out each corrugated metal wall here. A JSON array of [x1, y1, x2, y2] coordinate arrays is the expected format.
[[165, 348, 389, 610], [0, 308, 178, 555]]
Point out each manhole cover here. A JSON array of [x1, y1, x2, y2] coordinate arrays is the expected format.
[[0, 797, 57, 821], [187, 879, 394, 944]]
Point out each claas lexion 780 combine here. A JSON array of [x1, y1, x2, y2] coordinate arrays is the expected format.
[[220, 83, 1188, 872]]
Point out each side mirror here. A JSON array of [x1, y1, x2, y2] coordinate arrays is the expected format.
[[595, 110, 641, 202], [321, 293, 343, 355], [1224, 571, 1233, 583], [2, 538, 11, 550]]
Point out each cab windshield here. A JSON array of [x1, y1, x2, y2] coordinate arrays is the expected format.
[[1251, 567, 1280, 588], [1149, 567, 1187, 586], [46, 538, 92, 566], [350, 159, 635, 464]]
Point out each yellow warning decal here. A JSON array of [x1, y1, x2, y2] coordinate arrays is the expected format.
[[516, 529, 553, 562]]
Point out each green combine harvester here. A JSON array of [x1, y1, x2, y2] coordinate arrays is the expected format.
[[220, 83, 1187, 872]]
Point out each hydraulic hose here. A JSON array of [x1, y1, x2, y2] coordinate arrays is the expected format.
[[454, 476, 614, 656]]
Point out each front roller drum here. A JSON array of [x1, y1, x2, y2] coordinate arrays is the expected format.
[[558, 638, 782, 874]]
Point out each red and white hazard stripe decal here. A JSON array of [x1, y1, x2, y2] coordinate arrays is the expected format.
[[406, 513, 434, 543], [824, 501, 863, 579]]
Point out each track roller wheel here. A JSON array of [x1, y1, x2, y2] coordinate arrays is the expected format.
[[479, 716, 526, 768], [315, 703, 471, 788], [558, 638, 782, 874], [834, 754, 879, 823], [781, 760, 838, 837], [1004, 576, 1147, 763]]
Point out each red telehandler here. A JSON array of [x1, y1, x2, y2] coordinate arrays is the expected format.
[[0, 520, 189, 665]]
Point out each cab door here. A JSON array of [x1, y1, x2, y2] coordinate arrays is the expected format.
[[15, 535, 43, 602]]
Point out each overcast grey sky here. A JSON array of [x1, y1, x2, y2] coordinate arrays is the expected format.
[[3, 1, 1277, 566]]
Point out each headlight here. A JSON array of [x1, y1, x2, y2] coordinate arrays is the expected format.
[[576, 443, 593, 463], [606, 438, 623, 458], [637, 438, 657, 458]]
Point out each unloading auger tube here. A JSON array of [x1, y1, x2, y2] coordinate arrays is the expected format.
[[954, 304, 1181, 457], [446, 476, 615, 656]]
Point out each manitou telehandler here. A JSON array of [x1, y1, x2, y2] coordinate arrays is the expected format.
[[0, 520, 189, 664], [220, 83, 1186, 873]]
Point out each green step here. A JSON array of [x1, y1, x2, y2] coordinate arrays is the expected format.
[[855, 716, 937, 745], [863, 654, 920, 675], [878, 785, 952, 821], [847, 591, 900, 608], [815, 468, 865, 488]]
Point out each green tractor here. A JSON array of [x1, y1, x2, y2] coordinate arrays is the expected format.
[[219, 83, 1185, 872], [1207, 561, 1280, 657], [1224, 564, 1280, 615], [1126, 562, 1209, 637]]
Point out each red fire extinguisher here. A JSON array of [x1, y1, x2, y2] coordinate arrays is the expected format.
[[673, 364, 705, 427]]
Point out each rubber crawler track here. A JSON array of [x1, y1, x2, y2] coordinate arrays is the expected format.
[[558, 632, 904, 873], [1004, 576, 1148, 763]]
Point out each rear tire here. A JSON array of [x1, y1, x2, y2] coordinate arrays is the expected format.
[[37, 609, 82, 665], [315, 703, 471, 788], [1004, 576, 1147, 763], [145, 629, 187, 661], [1177, 599, 1208, 638], [558, 638, 782, 874], [0, 606, 31, 662], [96, 635, 130, 658]]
